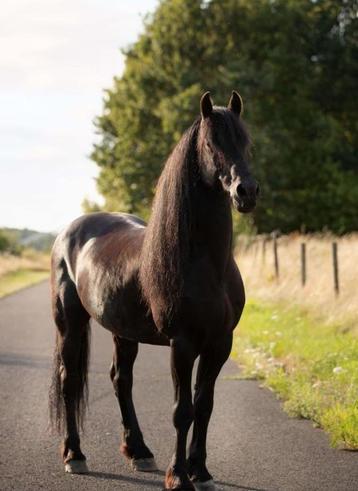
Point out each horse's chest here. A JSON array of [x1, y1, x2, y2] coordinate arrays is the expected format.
[[180, 294, 227, 331], [179, 259, 235, 331]]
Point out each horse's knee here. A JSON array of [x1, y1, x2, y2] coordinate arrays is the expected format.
[[111, 366, 132, 397], [195, 395, 213, 417], [173, 399, 194, 432]]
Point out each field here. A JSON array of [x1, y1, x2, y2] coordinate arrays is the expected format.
[[232, 234, 358, 449], [236, 233, 357, 331], [0, 251, 50, 298]]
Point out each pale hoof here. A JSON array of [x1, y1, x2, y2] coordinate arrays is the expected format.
[[64, 460, 89, 474], [193, 479, 217, 491], [131, 457, 158, 472]]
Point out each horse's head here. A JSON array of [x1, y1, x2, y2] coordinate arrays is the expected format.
[[197, 91, 259, 213]]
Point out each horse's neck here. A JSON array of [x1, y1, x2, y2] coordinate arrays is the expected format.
[[190, 183, 233, 275]]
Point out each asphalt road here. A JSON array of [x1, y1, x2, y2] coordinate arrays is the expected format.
[[0, 281, 357, 491]]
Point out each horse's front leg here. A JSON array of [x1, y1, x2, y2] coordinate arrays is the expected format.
[[165, 335, 197, 490], [110, 335, 157, 472], [187, 333, 233, 491]]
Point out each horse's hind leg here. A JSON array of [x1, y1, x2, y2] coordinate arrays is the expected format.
[[49, 279, 91, 474], [110, 335, 157, 472]]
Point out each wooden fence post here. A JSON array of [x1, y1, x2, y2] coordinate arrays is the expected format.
[[262, 236, 267, 263], [301, 243, 306, 286], [273, 235, 279, 279], [332, 242, 339, 296]]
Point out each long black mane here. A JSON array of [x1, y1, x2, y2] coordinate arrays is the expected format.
[[140, 119, 200, 316], [139, 109, 251, 319]]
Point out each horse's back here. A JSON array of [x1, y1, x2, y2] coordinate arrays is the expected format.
[[52, 212, 146, 283], [64, 212, 146, 245], [51, 212, 146, 317]]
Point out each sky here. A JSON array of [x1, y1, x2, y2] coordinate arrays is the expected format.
[[0, 0, 158, 232]]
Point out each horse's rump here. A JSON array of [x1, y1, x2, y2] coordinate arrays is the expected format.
[[51, 212, 170, 346]]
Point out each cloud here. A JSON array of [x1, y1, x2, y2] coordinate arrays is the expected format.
[[0, 0, 157, 91], [0, 0, 158, 231]]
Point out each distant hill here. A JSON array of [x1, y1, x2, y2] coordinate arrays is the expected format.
[[1, 228, 56, 252]]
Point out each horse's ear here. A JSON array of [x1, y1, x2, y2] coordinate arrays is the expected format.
[[228, 90, 243, 116], [200, 91, 213, 119]]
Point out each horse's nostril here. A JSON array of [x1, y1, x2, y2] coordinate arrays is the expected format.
[[237, 183, 247, 197], [256, 184, 260, 197]]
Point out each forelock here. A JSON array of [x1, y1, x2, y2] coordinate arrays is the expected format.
[[202, 107, 251, 155]]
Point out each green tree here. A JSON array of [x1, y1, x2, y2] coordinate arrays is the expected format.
[[0, 231, 11, 253], [0, 229, 22, 255], [91, 0, 358, 233]]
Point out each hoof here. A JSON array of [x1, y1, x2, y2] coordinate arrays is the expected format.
[[163, 488, 195, 491], [163, 487, 195, 491], [193, 479, 217, 491], [64, 459, 89, 474], [131, 457, 158, 472]]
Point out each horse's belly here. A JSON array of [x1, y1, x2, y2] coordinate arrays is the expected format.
[[77, 272, 169, 346]]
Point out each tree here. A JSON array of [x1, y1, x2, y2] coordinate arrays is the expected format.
[[91, 0, 358, 233], [0, 231, 11, 253], [0, 229, 22, 255]]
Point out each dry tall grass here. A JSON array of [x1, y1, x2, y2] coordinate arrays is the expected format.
[[236, 233, 358, 331], [0, 250, 50, 277]]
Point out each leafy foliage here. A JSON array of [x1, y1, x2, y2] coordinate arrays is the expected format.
[[91, 0, 358, 233], [0, 228, 55, 253], [0, 229, 22, 255]]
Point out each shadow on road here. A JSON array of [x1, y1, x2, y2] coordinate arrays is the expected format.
[[86, 471, 270, 491], [0, 351, 51, 369], [216, 480, 270, 491], [86, 470, 164, 488]]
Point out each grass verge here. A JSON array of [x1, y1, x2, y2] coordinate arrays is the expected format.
[[0, 269, 49, 298], [235, 234, 358, 332], [231, 300, 358, 450]]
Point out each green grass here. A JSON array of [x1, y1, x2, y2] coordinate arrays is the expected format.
[[231, 300, 358, 450], [0, 269, 49, 298]]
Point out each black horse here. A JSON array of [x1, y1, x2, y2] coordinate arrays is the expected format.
[[49, 91, 259, 490]]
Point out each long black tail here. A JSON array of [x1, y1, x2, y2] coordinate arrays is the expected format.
[[49, 324, 91, 434]]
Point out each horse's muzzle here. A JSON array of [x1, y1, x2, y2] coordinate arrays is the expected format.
[[232, 178, 259, 213], [232, 197, 257, 213]]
